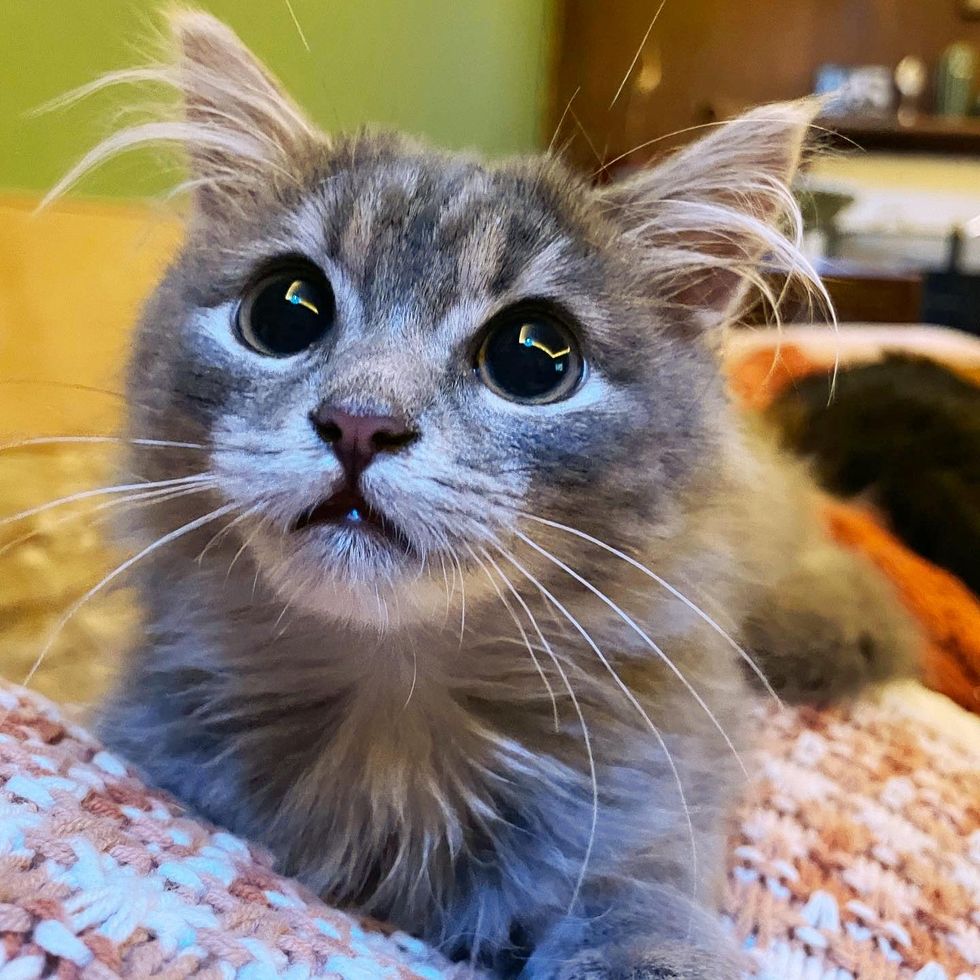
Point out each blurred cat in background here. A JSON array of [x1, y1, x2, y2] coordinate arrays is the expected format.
[[768, 354, 980, 598], [44, 12, 918, 978]]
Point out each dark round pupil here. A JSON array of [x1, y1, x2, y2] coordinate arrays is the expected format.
[[482, 317, 577, 400], [247, 275, 331, 355]]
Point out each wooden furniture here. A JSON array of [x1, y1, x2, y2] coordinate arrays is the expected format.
[[741, 260, 924, 326], [550, 0, 980, 172], [816, 259, 924, 323], [819, 114, 980, 154]]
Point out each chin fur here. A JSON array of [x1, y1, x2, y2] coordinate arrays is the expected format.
[[247, 522, 480, 629]]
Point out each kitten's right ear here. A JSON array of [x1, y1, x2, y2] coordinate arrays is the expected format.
[[167, 9, 321, 214], [595, 100, 825, 329]]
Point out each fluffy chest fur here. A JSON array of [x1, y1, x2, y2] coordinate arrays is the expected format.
[[104, 492, 749, 962]]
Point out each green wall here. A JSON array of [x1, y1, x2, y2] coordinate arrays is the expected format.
[[1, 0, 555, 198]]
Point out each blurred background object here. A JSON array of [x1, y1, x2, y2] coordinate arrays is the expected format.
[[551, 0, 980, 333], [815, 63, 895, 117], [766, 353, 980, 596], [1, 0, 554, 198], [894, 55, 928, 125], [936, 41, 978, 117], [2, 0, 980, 702]]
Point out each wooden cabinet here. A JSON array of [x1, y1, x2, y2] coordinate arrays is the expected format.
[[550, 1, 980, 173]]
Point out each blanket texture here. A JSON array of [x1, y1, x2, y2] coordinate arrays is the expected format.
[[1, 682, 977, 979]]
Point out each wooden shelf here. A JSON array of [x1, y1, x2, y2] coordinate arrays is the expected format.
[[818, 114, 980, 154]]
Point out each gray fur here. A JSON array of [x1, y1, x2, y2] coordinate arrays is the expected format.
[[94, 12, 917, 978]]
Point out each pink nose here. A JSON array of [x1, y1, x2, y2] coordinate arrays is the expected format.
[[310, 405, 417, 480]]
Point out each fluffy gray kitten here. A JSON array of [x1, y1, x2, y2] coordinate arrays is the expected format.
[[80, 12, 916, 979]]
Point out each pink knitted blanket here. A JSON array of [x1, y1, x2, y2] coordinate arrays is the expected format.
[[0, 682, 977, 979]]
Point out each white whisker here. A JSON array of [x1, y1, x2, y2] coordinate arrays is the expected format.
[[548, 85, 581, 155], [439, 554, 453, 627], [195, 504, 258, 564], [493, 541, 698, 897], [273, 594, 295, 634], [283, 0, 311, 51], [609, 0, 667, 109], [0, 474, 214, 528], [515, 529, 747, 777], [485, 542, 600, 913], [401, 643, 419, 713], [0, 435, 207, 453], [521, 513, 783, 705], [226, 513, 265, 580], [448, 547, 467, 645]]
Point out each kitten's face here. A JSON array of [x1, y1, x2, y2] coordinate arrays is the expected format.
[[123, 14, 811, 628], [134, 141, 716, 625]]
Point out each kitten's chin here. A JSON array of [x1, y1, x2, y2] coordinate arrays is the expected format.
[[247, 522, 449, 630], [287, 576, 452, 630]]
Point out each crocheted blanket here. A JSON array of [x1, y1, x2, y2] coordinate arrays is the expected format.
[[1, 681, 977, 979]]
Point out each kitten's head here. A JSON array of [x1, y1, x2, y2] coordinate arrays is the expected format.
[[81, 13, 822, 628]]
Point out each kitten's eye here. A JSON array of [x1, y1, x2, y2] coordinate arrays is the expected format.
[[476, 308, 584, 404], [237, 267, 334, 357]]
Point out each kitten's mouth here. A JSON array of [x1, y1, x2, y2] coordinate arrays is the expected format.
[[291, 487, 410, 550]]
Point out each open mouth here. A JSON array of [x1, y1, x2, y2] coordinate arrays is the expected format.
[[291, 487, 410, 550]]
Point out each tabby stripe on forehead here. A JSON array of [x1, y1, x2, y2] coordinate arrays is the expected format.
[[339, 195, 377, 280], [455, 215, 509, 298], [492, 211, 564, 297]]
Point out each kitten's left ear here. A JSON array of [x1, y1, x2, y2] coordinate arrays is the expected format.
[[42, 9, 322, 213], [168, 10, 322, 214], [597, 99, 822, 325]]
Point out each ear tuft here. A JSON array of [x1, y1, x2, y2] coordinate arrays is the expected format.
[[41, 8, 321, 214], [598, 99, 829, 328], [165, 8, 320, 209]]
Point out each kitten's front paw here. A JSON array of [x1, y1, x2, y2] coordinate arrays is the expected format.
[[531, 943, 741, 980], [542, 949, 606, 980], [743, 544, 920, 704]]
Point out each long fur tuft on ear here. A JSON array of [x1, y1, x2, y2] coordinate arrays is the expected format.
[[39, 8, 322, 213], [596, 100, 832, 332]]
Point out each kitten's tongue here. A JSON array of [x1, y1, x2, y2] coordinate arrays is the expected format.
[[291, 488, 383, 532]]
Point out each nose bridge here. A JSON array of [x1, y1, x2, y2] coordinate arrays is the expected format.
[[310, 339, 427, 481], [316, 339, 430, 421]]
